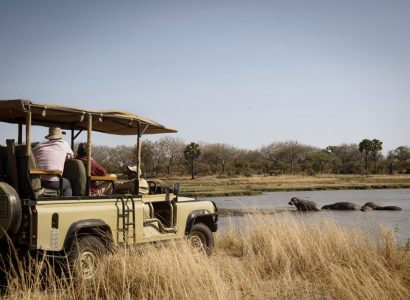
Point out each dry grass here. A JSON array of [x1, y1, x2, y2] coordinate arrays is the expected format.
[[158, 174, 410, 196], [2, 215, 410, 299]]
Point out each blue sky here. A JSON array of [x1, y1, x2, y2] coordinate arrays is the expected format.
[[1, 0, 409, 152]]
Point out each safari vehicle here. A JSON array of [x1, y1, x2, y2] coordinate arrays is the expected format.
[[0, 99, 218, 279]]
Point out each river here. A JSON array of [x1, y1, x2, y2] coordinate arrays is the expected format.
[[200, 189, 410, 244]]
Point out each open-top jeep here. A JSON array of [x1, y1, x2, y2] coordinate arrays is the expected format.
[[0, 99, 217, 279]]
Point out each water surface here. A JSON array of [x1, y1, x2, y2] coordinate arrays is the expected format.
[[200, 189, 410, 243]]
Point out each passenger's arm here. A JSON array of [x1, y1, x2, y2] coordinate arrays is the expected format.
[[90, 174, 117, 181]]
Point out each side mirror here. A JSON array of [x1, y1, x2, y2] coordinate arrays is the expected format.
[[173, 182, 180, 196]]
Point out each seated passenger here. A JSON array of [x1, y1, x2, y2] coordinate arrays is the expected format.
[[76, 143, 111, 195], [116, 165, 149, 195], [32, 127, 73, 196]]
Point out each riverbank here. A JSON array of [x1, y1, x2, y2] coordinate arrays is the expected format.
[[155, 174, 410, 197]]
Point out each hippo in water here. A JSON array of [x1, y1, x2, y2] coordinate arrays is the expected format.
[[288, 197, 321, 212], [321, 202, 360, 210], [363, 202, 402, 211]]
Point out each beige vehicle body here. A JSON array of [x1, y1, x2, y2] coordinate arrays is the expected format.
[[34, 195, 216, 252], [0, 100, 218, 275]]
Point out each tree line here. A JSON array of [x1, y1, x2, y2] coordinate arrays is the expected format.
[[91, 137, 410, 177]]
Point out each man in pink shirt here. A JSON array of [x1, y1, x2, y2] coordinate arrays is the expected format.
[[32, 127, 74, 196]]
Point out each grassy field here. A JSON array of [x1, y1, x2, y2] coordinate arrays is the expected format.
[[2, 214, 409, 299], [153, 174, 410, 197]]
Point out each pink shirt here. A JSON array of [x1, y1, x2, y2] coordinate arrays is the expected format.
[[32, 139, 74, 181]]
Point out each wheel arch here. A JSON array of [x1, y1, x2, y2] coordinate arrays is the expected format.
[[63, 219, 113, 252], [185, 210, 218, 234]]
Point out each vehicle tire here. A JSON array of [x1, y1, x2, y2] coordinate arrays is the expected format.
[[0, 182, 22, 241], [68, 236, 107, 281], [188, 223, 214, 255]]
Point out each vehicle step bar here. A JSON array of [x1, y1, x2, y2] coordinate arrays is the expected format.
[[144, 218, 178, 234]]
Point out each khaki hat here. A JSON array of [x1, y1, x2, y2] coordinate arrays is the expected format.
[[45, 127, 65, 140], [127, 166, 141, 174]]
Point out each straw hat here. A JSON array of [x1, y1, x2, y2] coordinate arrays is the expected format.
[[45, 127, 65, 140]]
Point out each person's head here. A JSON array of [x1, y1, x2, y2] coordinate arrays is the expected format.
[[77, 143, 87, 157], [45, 127, 65, 140]]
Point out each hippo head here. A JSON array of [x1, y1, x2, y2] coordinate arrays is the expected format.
[[361, 205, 373, 212], [289, 197, 299, 206], [321, 205, 329, 210], [364, 202, 377, 209]]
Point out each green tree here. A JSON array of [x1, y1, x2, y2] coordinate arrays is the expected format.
[[184, 142, 201, 179], [305, 149, 339, 174], [359, 139, 372, 175]]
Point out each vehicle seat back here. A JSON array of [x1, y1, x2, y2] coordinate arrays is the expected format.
[[26, 149, 43, 195], [6, 140, 18, 190], [63, 159, 86, 196], [14, 144, 38, 198], [15, 145, 58, 198]]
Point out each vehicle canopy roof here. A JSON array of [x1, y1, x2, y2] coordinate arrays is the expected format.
[[0, 99, 177, 135]]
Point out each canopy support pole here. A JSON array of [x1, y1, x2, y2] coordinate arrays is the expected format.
[[26, 109, 32, 156], [70, 129, 83, 151], [71, 128, 75, 150], [18, 123, 23, 145], [86, 114, 92, 196], [135, 121, 141, 195]]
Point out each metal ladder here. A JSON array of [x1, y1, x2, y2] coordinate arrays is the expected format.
[[116, 196, 136, 246]]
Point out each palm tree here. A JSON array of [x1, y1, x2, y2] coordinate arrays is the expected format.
[[184, 142, 201, 179], [359, 139, 372, 175], [370, 139, 383, 172]]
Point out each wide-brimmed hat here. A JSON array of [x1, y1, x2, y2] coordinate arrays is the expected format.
[[45, 127, 65, 140], [127, 166, 141, 174]]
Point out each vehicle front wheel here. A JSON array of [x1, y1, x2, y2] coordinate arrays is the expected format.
[[188, 223, 214, 255], [68, 236, 107, 281]]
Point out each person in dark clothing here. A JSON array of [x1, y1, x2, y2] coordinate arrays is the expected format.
[[76, 143, 110, 195]]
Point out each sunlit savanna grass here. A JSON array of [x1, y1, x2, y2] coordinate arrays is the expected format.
[[2, 214, 410, 299], [157, 174, 410, 197]]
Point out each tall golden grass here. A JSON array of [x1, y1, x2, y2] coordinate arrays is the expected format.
[[2, 214, 410, 299]]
